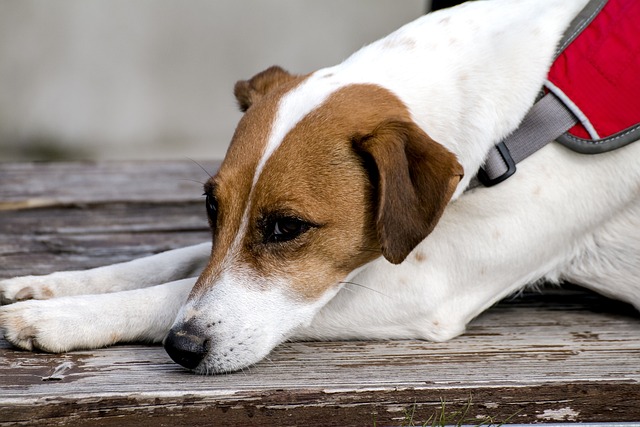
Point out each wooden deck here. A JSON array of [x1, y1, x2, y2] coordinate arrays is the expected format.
[[1, 161, 639, 426]]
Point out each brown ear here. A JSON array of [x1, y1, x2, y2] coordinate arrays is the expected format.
[[233, 66, 296, 112], [353, 120, 464, 264]]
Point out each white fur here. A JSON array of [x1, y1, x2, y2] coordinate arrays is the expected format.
[[2, 0, 638, 374]]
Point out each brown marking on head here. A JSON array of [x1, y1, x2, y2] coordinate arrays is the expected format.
[[231, 84, 397, 299], [204, 83, 463, 300], [190, 66, 306, 297]]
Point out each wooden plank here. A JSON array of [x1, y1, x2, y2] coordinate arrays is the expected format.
[[0, 202, 210, 278], [1, 161, 639, 426], [0, 160, 220, 209]]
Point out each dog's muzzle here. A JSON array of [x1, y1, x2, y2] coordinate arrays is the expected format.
[[163, 322, 208, 370]]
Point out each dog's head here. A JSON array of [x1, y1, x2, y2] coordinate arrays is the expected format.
[[164, 66, 463, 374]]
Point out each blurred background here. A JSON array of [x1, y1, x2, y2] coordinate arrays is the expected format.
[[0, 0, 430, 162]]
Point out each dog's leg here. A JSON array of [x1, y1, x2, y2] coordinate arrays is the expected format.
[[0, 278, 194, 352], [0, 243, 210, 304]]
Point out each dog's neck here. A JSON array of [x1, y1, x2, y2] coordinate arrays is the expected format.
[[324, 0, 589, 195]]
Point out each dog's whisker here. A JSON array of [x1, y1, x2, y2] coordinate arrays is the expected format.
[[340, 286, 358, 295], [178, 178, 207, 186], [339, 281, 389, 297], [263, 356, 277, 368], [278, 342, 296, 351], [186, 156, 214, 179]]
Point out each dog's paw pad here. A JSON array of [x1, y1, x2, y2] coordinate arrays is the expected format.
[[16, 325, 38, 344]]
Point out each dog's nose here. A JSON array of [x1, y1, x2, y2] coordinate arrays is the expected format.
[[163, 326, 208, 370]]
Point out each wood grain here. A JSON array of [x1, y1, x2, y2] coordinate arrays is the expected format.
[[1, 161, 639, 426]]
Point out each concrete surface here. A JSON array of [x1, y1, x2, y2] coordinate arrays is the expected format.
[[0, 0, 425, 161]]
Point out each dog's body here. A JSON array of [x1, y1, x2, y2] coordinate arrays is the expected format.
[[2, 0, 639, 374]]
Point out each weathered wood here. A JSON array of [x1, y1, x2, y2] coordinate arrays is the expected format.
[[1, 161, 639, 426], [0, 161, 218, 278], [0, 161, 221, 209]]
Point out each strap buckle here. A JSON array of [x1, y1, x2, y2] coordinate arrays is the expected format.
[[477, 142, 517, 187]]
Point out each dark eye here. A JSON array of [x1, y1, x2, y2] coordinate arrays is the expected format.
[[266, 217, 310, 243], [205, 194, 218, 223]]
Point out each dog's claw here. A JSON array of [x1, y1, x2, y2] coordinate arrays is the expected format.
[[0, 305, 36, 351], [0, 277, 54, 305], [14, 286, 35, 302]]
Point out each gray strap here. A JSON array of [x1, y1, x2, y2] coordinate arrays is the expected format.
[[479, 92, 578, 186]]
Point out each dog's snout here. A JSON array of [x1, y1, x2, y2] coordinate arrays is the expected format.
[[164, 325, 208, 370]]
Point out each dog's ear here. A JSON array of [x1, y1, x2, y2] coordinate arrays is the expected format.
[[353, 120, 463, 264], [234, 66, 296, 112]]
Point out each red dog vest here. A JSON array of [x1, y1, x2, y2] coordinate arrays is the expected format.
[[550, 0, 640, 153], [479, 0, 640, 186]]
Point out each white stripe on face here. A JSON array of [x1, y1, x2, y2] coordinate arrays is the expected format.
[[252, 70, 346, 186]]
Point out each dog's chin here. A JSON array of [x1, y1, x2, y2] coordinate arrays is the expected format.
[[192, 346, 275, 375]]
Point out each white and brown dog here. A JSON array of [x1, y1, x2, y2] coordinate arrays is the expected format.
[[1, 0, 639, 374]]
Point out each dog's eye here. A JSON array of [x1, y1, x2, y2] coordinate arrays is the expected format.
[[266, 217, 310, 243], [205, 194, 218, 223]]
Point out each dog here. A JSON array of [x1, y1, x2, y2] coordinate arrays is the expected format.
[[1, 0, 639, 375]]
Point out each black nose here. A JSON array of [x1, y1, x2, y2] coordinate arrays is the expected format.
[[164, 327, 208, 370]]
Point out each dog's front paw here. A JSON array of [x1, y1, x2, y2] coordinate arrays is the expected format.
[[0, 299, 88, 352], [0, 275, 58, 305]]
